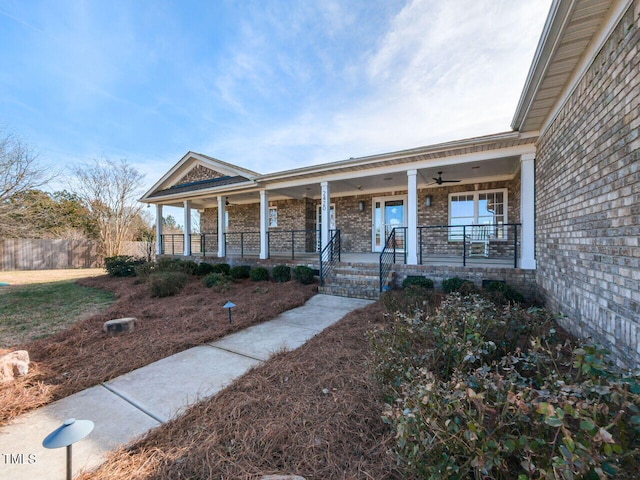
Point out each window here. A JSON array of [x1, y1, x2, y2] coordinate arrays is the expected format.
[[448, 189, 507, 240], [268, 206, 278, 227]]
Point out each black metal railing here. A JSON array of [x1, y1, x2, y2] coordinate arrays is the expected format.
[[418, 223, 520, 267], [224, 231, 260, 258], [379, 227, 407, 292], [267, 229, 319, 259], [161, 234, 185, 255], [198, 232, 218, 255], [319, 230, 341, 286]]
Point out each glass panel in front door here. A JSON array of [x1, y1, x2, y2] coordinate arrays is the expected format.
[[373, 198, 405, 251]]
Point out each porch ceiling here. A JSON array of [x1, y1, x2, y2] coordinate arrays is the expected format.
[[230, 155, 520, 205]]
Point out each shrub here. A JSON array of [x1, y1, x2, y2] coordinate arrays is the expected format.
[[195, 263, 216, 276], [380, 288, 443, 316], [484, 280, 525, 304], [371, 294, 640, 479], [203, 273, 231, 291], [293, 265, 315, 284], [250, 267, 269, 282], [155, 258, 198, 275], [401, 276, 434, 289], [272, 265, 291, 283], [149, 271, 188, 297], [229, 265, 251, 280], [441, 276, 474, 294], [105, 256, 144, 277], [134, 261, 157, 279], [210, 263, 231, 275]]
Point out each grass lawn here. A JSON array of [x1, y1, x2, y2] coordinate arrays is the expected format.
[[0, 281, 115, 348]]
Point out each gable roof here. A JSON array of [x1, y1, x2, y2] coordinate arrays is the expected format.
[[512, 0, 629, 133], [140, 151, 260, 202]]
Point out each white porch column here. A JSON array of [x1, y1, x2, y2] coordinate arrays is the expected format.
[[520, 153, 536, 269], [406, 169, 418, 265], [259, 190, 269, 259], [217, 196, 226, 258], [155, 204, 163, 256], [320, 181, 331, 251], [183, 200, 192, 256]]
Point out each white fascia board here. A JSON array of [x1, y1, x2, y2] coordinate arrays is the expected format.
[[540, 0, 633, 135], [141, 181, 258, 204], [257, 131, 522, 183], [262, 144, 535, 191], [512, 0, 571, 131]]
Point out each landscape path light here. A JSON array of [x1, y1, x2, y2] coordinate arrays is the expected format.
[[42, 417, 94, 480], [223, 301, 236, 323]]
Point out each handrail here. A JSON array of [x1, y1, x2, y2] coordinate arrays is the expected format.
[[319, 230, 341, 286], [379, 227, 407, 292]]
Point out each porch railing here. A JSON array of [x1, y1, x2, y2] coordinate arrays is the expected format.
[[267, 229, 320, 259], [224, 231, 260, 258], [418, 223, 520, 267], [161, 234, 185, 255], [319, 230, 341, 286], [379, 227, 407, 292]]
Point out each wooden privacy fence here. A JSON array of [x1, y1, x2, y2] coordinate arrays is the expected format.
[[0, 239, 149, 271]]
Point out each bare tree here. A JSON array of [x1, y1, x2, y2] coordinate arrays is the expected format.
[[70, 158, 144, 258], [0, 129, 53, 236]]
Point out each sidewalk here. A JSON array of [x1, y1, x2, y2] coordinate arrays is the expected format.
[[0, 294, 373, 480]]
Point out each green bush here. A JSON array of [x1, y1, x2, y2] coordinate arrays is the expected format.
[[272, 265, 291, 283], [250, 267, 269, 282], [484, 280, 525, 304], [401, 276, 434, 289], [195, 263, 216, 276], [155, 258, 198, 275], [293, 265, 315, 284], [229, 265, 251, 280], [371, 294, 640, 479], [149, 271, 188, 297], [134, 261, 157, 279], [202, 272, 231, 290], [380, 288, 442, 316], [104, 256, 144, 277], [210, 263, 231, 275], [441, 276, 474, 294]]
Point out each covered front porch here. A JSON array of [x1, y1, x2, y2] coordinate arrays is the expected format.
[[144, 132, 538, 296]]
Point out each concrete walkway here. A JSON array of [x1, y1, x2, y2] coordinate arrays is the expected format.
[[0, 294, 372, 480]]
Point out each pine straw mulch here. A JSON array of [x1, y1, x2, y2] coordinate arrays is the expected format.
[[77, 302, 400, 480], [0, 275, 317, 427]]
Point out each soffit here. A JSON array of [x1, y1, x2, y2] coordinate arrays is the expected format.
[[513, 0, 613, 132]]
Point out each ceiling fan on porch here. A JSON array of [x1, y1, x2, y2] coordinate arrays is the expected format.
[[428, 171, 461, 186]]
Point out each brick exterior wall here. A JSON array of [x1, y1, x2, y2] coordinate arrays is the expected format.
[[178, 165, 225, 184], [535, 4, 640, 367], [199, 178, 523, 255]]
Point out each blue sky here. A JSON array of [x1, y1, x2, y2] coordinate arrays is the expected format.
[[1, 0, 552, 195]]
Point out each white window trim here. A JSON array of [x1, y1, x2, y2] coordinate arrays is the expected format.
[[448, 188, 508, 241], [268, 206, 278, 228]]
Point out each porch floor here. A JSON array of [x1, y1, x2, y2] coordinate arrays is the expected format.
[[190, 251, 517, 269]]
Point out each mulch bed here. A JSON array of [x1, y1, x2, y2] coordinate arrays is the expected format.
[[78, 301, 399, 480], [0, 276, 316, 426]]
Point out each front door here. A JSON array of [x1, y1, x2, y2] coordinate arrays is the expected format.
[[373, 196, 406, 252]]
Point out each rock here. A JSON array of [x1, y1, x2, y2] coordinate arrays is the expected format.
[[259, 476, 306, 480], [0, 350, 30, 382], [103, 317, 136, 334]]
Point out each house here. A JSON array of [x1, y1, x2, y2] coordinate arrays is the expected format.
[[141, 0, 639, 367]]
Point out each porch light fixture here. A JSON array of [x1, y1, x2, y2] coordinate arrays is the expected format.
[[223, 301, 236, 323], [358, 200, 365, 211], [43, 418, 95, 480], [425, 195, 432, 207]]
